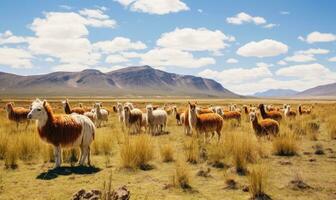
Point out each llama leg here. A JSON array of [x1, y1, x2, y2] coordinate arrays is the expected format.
[[16, 122, 19, 130], [78, 145, 85, 165], [54, 146, 61, 168], [87, 146, 91, 166]]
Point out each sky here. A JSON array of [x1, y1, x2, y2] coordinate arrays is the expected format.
[[0, 0, 335, 95]]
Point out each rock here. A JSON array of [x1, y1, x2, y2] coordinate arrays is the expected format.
[[111, 185, 130, 200]]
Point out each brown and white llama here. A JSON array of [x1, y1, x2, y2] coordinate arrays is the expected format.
[[5, 102, 31, 129], [259, 104, 282, 122], [298, 104, 311, 115], [28, 99, 95, 168], [188, 102, 223, 142], [173, 106, 184, 126], [284, 105, 297, 118], [249, 112, 279, 137], [123, 105, 142, 134], [62, 99, 85, 115]]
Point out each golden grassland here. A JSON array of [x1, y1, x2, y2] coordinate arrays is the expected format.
[[0, 98, 336, 200]]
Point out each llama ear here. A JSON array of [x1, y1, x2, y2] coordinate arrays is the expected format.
[[43, 100, 47, 106]]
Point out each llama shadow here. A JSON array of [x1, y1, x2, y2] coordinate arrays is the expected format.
[[36, 165, 101, 180]]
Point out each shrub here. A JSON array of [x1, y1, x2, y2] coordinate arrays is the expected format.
[[4, 143, 19, 169], [171, 160, 192, 190], [248, 164, 271, 200], [273, 132, 299, 156], [160, 143, 174, 162], [184, 136, 199, 164], [120, 134, 154, 169]]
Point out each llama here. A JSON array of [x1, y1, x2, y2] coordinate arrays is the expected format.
[[27, 99, 95, 167], [298, 105, 311, 115], [146, 104, 168, 135], [284, 105, 297, 118], [116, 102, 124, 122], [62, 99, 85, 115], [84, 110, 97, 124], [259, 104, 282, 122], [222, 111, 241, 123], [79, 103, 93, 112], [249, 112, 279, 136], [94, 103, 109, 127], [188, 102, 223, 142], [5, 103, 31, 129], [123, 105, 142, 134], [173, 106, 184, 126]]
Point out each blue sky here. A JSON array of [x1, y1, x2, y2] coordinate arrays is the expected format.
[[0, 0, 335, 95]]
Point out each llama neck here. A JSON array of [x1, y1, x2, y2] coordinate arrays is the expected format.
[[64, 102, 71, 114], [188, 109, 197, 129], [259, 105, 267, 118], [244, 107, 248, 114], [252, 117, 261, 131], [298, 106, 302, 114]]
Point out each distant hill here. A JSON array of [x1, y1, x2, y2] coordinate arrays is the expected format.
[[296, 82, 336, 97], [253, 89, 298, 97], [0, 65, 239, 97]]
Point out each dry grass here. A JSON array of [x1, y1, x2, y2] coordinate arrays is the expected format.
[[171, 159, 192, 190], [159, 143, 174, 162], [248, 163, 271, 200], [119, 134, 154, 169], [183, 135, 200, 164], [272, 131, 299, 156]]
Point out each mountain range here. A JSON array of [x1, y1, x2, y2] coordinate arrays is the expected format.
[[0, 66, 239, 97], [253, 89, 299, 97]]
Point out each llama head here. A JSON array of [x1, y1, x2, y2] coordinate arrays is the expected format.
[[146, 104, 153, 113], [258, 104, 264, 110], [188, 102, 197, 113], [5, 103, 13, 113], [124, 105, 131, 114], [94, 103, 101, 109], [28, 99, 48, 121], [249, 112, 257, 122]]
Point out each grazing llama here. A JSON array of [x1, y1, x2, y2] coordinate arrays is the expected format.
[[173, 106, 184, 126], [146, 104, 168, 135], [259, 104, 282, 122], [188, 102, 223, 142], [93, 103, 109, 127], [123, 105, 142, 134], [249, 112, 279, 136], [284, 105, 297, 118], [5, 103, 30, 129], [62, 99, 85, 115], [298, 105, 311, 115], [28, 99, 95, 167]]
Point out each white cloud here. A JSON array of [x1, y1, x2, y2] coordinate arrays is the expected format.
[[115, 0, 189, 15], [45, 57, 55, 62], [285, 54, 316, 63], [299, 31, 336, 43], [226, 12, 266, 25], [79, 8, 109, 19], [198, 65, 272, 86], [263, 23, 278, 29], [59, 5, 72, 10], [296, 48, 329, 55], [139, 48, 215, 68], [28, 11, 116, 69], [328, 57, 336, 62], [197, 9, 203, 13], [93, 37, 147, 54], [105, 54, 129, 64], [277, 60, 287, 66], [226, 58, 238, 64], [256, 62, 273, 68], [0, 30, 28, 45], [237, 39, 288, 57], [0, 47, 33, 68], [276, 63, 336, 81], [156, 28, 235, 52]]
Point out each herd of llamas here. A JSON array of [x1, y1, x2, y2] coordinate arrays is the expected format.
[[4, 98, 312, 168]]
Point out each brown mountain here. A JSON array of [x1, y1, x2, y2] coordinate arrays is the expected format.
[[0, 66, 239, 97], [296, 82, 336, 97]]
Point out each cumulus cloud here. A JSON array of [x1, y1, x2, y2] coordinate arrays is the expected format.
[[115, 0, 189, 15], [156, 28, 235, 53], [276, 63, 336, 81], [299, 31, 336, 43], [105, 54, 129, 64], [226, 58, 238, 64], [138, 48, 215, 68], [45, 57, 55, 62], [296, 48, 329, 55], [263, 24, 278, 29], [28, 10, 117, 70], [284, 54, 316, 63], [256, 62, 273, 68], [0, 30, 28, 45], [328, 57, 336, 62], [93, 37, 147, 54], [237, 39, 288, 57], [226, 12, 266, 25], [0, 47, 33, 68], [277, 60, 287, 66]]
